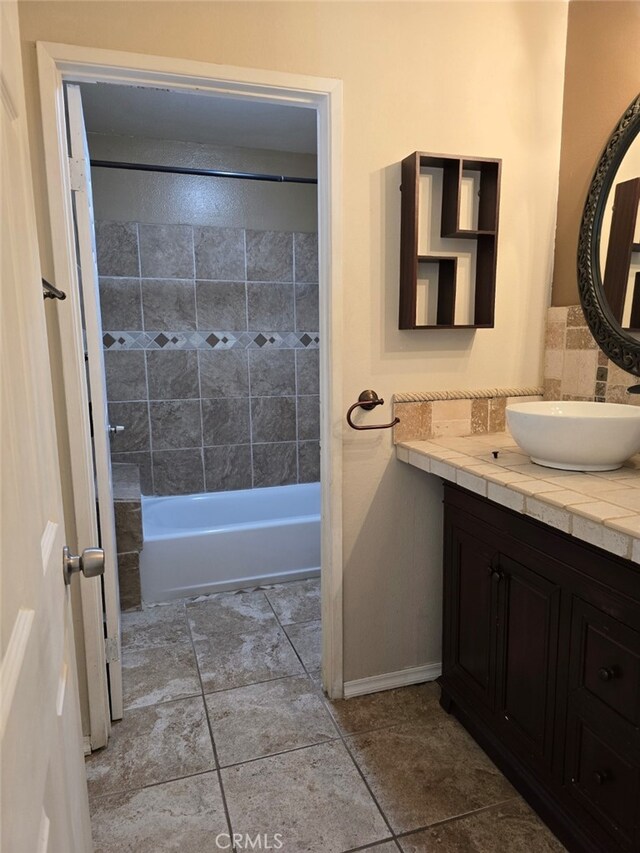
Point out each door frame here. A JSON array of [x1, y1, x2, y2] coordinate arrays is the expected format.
[[65, 80, 124, 726], [36, 41, 345, 700]]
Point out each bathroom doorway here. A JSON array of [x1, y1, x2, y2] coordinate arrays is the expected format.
[[37, 44, 344, 748], [80, 81, 321, 593]]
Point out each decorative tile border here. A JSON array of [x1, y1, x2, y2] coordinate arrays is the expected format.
[[392, 387, 543, 444], [103, 330, 320, 351], [393, 386, 543, 403]]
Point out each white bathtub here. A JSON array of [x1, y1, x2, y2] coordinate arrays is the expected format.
[[139, 482, 320, 603]]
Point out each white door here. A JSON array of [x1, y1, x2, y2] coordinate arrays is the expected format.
[[0, 2, 94, 851], [65, 83, 123, 722]]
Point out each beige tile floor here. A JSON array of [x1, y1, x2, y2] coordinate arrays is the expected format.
[[87, 578, 566, 853]]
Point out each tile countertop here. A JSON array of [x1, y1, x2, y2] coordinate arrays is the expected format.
[[397, 431, 640, 566]]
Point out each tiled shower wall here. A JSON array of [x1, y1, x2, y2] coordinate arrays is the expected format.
[[96, 220, 320, 496]]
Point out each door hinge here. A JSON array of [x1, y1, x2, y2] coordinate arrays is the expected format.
[[104, 636, 120, 664], [68, 156, 86, 192]]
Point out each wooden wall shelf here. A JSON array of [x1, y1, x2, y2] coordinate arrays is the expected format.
[[603, 177, 640, 325], [399, 152, 501, 330]]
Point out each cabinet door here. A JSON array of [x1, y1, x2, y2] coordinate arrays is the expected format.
[[495, 553, 561, 770], [443, 514, 500, 709], [564, 597, 640, 851], [564, 707, 639, 852]]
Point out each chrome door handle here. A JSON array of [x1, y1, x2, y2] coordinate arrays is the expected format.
[[63, 545, 105, 585], [108, 424, 125, 435]]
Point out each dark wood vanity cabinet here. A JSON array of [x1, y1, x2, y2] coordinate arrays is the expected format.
[[440, 484, 640, 853]]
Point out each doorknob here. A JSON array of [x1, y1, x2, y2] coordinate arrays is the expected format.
[[108, 424, 125, 435], [63, 545, 105, 585]]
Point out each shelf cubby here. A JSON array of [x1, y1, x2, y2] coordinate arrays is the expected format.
[[415, 256, 457, 328]]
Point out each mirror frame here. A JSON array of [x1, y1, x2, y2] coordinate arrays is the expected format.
[[577, 93, 640, 375]]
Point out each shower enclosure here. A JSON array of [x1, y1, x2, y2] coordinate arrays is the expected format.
[[88, 112, 320, 605]]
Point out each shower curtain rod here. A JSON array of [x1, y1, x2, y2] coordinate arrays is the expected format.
[[90, 159, 318, 185]]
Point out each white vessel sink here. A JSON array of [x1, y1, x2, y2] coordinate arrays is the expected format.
[[506, 401, 640, 471]]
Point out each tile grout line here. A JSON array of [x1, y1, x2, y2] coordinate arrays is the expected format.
[[201, 669, 310, 696], [317, 695, 400, 846], [265, 594, 396, 849], [198, 666, 309, 694], [94, 612, 224, 810], [278, 615, 323, 629], [393, 795, 522, 841], [121, 689, 202, 713], [215, 734, 340, 773], [262, 591, 313, 675], [341, 840, 401, 853], [293, 236, 301, 484], [191, 226, 208, 492], [262, 589, 400, 847], [183, 606, 237, 847], [244, 229, 257, 490], [136, 222, 157, 493], [89, 766, 220, 804]]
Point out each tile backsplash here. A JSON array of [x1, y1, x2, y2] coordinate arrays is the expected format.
[[543, 305, 640, 404], [96, 220, 319, 495], [392, 387, 543, 444], [393, 305, 640, 450]]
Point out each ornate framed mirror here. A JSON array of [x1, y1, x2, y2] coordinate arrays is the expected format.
[[577, 93, 640, 375]]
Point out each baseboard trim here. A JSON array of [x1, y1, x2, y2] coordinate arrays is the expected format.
[[343, 662, 442, 699], [83, 736, 92, 756]]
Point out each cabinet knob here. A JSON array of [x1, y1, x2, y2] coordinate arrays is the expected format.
[[593, 770, 610, 786], [490, 570, 502, 583], [597, 667, 618, 682]]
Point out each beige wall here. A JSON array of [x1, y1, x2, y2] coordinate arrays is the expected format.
[[88, 133, 318, 231], [19, 1, 568, 685], [551, 0, 640, 307]]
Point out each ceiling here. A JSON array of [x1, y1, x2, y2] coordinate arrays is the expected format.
[[78, 83, 317, 154]]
